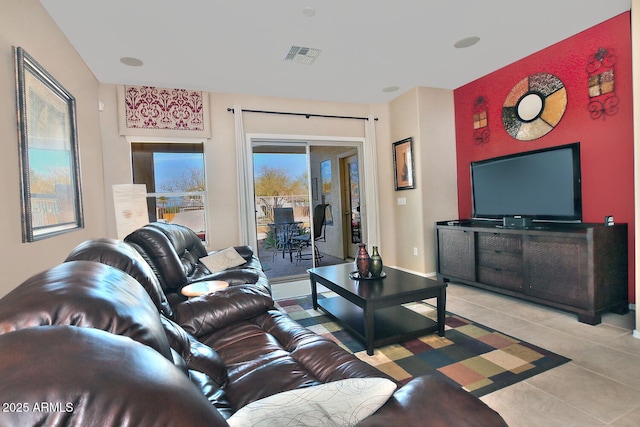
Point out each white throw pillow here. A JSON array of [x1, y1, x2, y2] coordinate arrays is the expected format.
[[227, 377, 397, 427], [199, 247, 246, 273]]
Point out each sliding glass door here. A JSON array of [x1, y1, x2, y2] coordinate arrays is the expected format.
[[252, 141, 364, 282]]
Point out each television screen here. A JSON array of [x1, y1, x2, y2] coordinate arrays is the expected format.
[[471, 143, 582, 222]]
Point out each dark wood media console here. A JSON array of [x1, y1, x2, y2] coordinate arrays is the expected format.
[[435, 220, 629, 324]]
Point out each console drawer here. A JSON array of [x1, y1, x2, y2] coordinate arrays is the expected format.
[[478, 266, 524, 290], [477, 233, 522, 253], [478, 249, 523, 272]]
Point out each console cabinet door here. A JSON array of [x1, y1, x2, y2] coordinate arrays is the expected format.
[[523, 234, 589, 308], [437, 229, 476, 281]]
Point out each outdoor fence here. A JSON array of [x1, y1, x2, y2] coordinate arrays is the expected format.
[[255, 194, 310, 228], [114, 192, 310, 242]]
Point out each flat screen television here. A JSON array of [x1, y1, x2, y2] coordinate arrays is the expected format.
[[471, 143, 582, 222]]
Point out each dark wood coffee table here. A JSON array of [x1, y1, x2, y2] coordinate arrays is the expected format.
[[308, 263, 447, 356]]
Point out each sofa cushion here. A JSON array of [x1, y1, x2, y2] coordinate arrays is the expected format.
[[199, 310, 390, 410], [65, 238, 173, 318], [0, 326, 227, 427], [146, 221, 209, 281], [147, 221, 208, 259], [227, 377, 397, 427], [0, 261, 173, 361], [175, 285, 274, 337], [125, 226, 188, 291], [170, 348, 190, 375], [199, 247, 246, 273], [125, 223, 271, 303], [161, 315, 228, 386]]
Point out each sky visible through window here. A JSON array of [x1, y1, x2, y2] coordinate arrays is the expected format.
[[150, 152, 306, 190], [153, 152, 203, 190], [253, 153, 306, 178]]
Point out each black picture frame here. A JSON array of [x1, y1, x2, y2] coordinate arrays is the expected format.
[[14, 46, 84, 242], [392, 137, 415, 190]]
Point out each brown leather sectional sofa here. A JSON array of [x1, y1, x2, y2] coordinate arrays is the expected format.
[[0, 223, 507, 426]]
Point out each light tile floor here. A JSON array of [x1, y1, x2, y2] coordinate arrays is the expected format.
[[273, 279, 640, 426], [444, 283, 640, 427]]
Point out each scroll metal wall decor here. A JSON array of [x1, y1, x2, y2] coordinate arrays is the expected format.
[[473, 96, 489, 145], [586, 48, 618, 120], [124, 85, 204, 131]]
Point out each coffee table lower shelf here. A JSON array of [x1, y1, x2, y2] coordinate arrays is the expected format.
[[317, 296, 440, 355]]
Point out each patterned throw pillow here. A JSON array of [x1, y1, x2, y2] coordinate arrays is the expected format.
[[199, 247, 246, 273], [227, 377, 397, 427]]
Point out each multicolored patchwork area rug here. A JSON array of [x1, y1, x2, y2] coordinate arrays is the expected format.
[[276, 294, 570, 397]]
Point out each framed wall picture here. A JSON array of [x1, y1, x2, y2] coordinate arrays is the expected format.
[[392, 137, 415, 190], [14, 46, 84, 242], [321, 159, 331, 194]]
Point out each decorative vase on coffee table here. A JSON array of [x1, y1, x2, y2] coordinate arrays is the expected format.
[[356, 244, 371, 278], [370, 246, 383, 277]]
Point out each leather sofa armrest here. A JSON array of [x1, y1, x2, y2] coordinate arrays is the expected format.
[[356, 375, 508, 427], [175, 285, 274, 337], [191, 268, 260, 286], [190, 268, 270, 296], [0, 326, 229, 427], [161, 315, 229, 386]]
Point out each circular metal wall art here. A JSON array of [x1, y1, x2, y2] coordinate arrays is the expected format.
[[502, 73, 567, 141]]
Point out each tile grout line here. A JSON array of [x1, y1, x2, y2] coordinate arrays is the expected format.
[[520, 379, 607, 425]]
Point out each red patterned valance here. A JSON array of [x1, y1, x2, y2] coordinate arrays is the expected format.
[[123, 85, 204, 131]]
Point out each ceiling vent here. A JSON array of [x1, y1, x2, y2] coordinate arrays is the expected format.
[[284, 46, 321, 64]]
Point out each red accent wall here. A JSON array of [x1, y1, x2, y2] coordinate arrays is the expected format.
[[453, 12, 635, 303]]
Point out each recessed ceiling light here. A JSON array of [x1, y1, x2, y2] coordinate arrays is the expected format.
[[382, 86, 400, 93], [454, 36, 480, 49], [120, 56, 144, 67], [302, 7, 316, 18]]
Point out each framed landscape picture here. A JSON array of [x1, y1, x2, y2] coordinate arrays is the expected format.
[[321, 159, 331, 193], [393, 137, 415, 190], [14, 46, 84, 242]]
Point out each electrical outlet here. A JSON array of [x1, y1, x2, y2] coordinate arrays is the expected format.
[[413, 247, 418, 256]]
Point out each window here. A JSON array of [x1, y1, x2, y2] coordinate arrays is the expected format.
[[131, 142, 206, 239]]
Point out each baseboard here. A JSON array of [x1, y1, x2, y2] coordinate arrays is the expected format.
[[631, 303, 639, 340]]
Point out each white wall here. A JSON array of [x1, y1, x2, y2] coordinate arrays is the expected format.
[[0, 0, 106, 298], [0, 1, 460, 299], [417, 87, 459, 274], [386, 87, 458, 274]]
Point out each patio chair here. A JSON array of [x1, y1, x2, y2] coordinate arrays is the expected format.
[[293, 204, 327, 264], [270, 207, 301, 262]]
